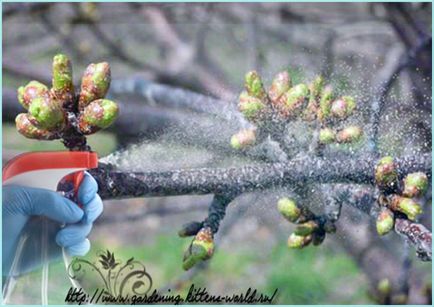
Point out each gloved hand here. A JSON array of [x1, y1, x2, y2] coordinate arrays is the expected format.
[[2, 172, 103, 277]]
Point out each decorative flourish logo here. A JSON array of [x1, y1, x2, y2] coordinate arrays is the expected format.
[[66, 250, 153, 297]]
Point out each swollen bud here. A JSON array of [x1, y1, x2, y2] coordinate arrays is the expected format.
[[277, 197, 301, 222], [318, 85, 333, 120], [238, 91, 266, 122], [182, 227, 214, 271], [28, 96, 65, 130], [287, 233, 312, 249], [294, 220, 318, 236], [244, 71, 266, 100], [178, 221, 203, 237], [230, 128, 256, 150], [336, 125, 363, 143], [15, 113, 59, 140], [78, 99, 119, 135], [79, 62, 111, 109], [330, 96, 356, 118], [303, 75, 324, 121], [402, 172, 429, 198], [375, 156, 398, 189], [52, 54, 74, 106], [377, 278, 391, 296], [389, 195, 423, 221], [319, 128, 336, 145], [376, 208, 394, 236], [268, 71, 291, 103], [17, 81, 50, 110], [280, 83, 309, 118]]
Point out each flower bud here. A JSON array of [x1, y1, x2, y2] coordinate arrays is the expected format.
[[230, 128, 256, 150], [178, 221, 203, 237], [238, 91, 266, 122], [244, 70, 266, 100], [376, 208, 394, 236], [311, 75, 325, 98], [279, 83, 309, 118], [78, 62, 111, 109], [52, 54, 74, 106], [28, 96, 65, 130], [287, 233, 312, 249], [336, 125, 363, 143], [375, 156, 398, 189], [303, 76, 324, 121], [389, 195, 423, 221], [15, 113, 59, 140], [268, 71, 291, 103], [182, 227, 214, 271], [377, 278, 391, 296], [294, 220, 318, 236], [318, 85, 333, 120], [78, 99, 119, 135], [277, 197, 301, 222], [330, 96, 356, 118], [319, 128, 336, 144], [402, 172, 428, 198], [17, 81, 50, 110]]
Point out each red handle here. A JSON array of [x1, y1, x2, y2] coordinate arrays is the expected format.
[[57, 171, 86, 207]]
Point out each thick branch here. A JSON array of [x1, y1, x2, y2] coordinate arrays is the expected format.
[[92, 153, 430, 199]]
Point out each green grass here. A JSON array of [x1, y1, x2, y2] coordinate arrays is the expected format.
[[266, 244, 368, 304]]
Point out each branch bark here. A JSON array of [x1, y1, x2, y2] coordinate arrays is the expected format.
[[92, 153, 430, 199]]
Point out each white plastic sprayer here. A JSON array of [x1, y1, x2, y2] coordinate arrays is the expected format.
[[2, 151, 98, 304]]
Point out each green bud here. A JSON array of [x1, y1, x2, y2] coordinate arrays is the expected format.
[[294, 220, 319, 236], [28, 96, 65, 130], [375, 156, 398, 189], [17, 81, 50, 110], [78, 99, 119, 135], [280, 83, 309, 118], [15, 113, 59, 140], [330, 96, 356, 118], [336, 125, 363, 143], [230, 128, 256, 150], [287, 233, 312, 249], [52, 54, 74, 106], [319, 128, 336, 144], [310, 75, 325, 99], [277, 197, 301, 222], [403, 172, 428, 198], [376, 208, 394, 236], [303, 76, 324, 121], [268, 71, 291, 103], [238, 91, 266, 122], [389, 195, 423, 221], [377, 278, 391, 296], [79, 62, 111, 109], [178, 221, 203, 237], [244, 70, 266, 100], [182, 227, 214, 271], [318, 85, 333, 120]]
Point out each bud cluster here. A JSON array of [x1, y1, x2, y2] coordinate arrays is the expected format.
[[277, 197, 333, 249], [15, 54, 119, 148], [374, 156, 429, 235], [231, 70, 363, 150]]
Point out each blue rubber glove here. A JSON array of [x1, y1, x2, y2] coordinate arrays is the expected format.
[[2, 172, 103, 277]]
